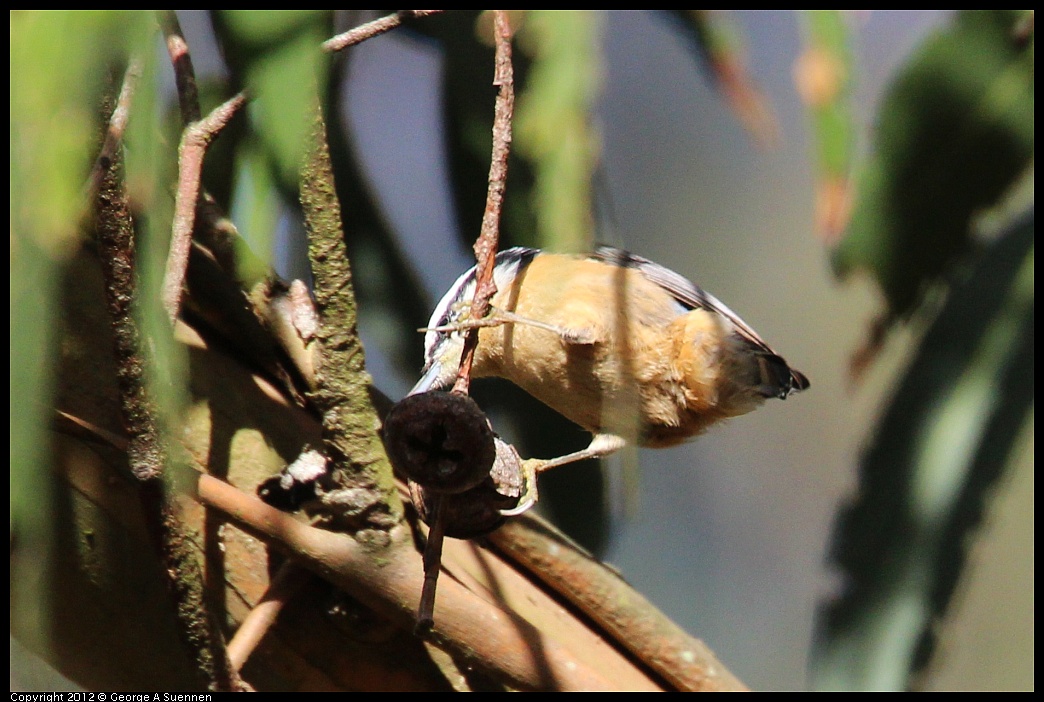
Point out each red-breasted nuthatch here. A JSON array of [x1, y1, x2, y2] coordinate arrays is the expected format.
[[411, 246, 808, 470]]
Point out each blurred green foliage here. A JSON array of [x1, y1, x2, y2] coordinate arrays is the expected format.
[[813, 211, 1033, 690], [812, 10, 1034, 691], [11, 10, 140, 663], [833, 10, 1033, 317], [515, 10, 603, 253], [800, 11, 854, 182], [9, 10, 1033, 691]]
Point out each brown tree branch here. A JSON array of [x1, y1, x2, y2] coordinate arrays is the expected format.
[[197, 473, 660, 691], [94, 150, 241, 691], [451, 9, 515, 396], [87, 60, 142, 201], [157, 10, 202, 124], [226, 563, 312, 672], [412, 8, 517, 633], [162, 93, 247, 325], [492, 519, 749, 691], [70, 10, 750, 692], [322, 10, 444, 53]]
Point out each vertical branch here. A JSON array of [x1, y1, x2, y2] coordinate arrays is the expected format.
[[418, 8, 515, 632], [415, 495, 446, 632], [87, 59, 142, 200], [156, 11, 202, 124], [94, 148, 241, 691], [300, 99, 404, 532], [157, 11, 251, 285], [452, 9, 516, 395]]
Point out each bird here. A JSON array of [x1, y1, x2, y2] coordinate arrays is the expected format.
[[411, 245, 808, 471]]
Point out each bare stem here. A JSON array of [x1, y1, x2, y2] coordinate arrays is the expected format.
[[411, 10, 517, 629], [452, 9, 514, 395], [157, 10, 202, 124], [162, 93, 247, 325], [415, 495, 446, 633], [322, 10, 444, 52], [227, 563, 312, 672], [87, 60, 142, 200]]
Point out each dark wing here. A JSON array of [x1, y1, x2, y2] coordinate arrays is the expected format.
[[589, 245, 773, 352], [590, 245, 809, 396]]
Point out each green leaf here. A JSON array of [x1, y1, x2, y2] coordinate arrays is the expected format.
[[10, 6, 151, 660], [797, 10, 855, 240], [834, 10, 1034, 317], [799, 11, 854, 177], [813, 210, 1034, 690], [214, 10, 331, 189]]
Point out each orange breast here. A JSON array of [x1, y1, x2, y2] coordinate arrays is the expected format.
[[466, 253, 763, 445]]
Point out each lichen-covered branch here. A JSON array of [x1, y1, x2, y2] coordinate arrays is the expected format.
[[94, 151, 240, 691], [87, 60, 141, 201], [300, 100, 403, 534], [197, 473, 657, 691]]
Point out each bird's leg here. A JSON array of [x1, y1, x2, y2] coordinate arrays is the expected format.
[[533, 433, 627, 472], [498, 434, 626, 517]]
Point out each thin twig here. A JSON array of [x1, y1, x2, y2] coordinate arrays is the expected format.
[[322, 10, 444, 52], [162, 92, 247, 325], [227, 563, 312, 672], [87, 59, 142, 199], [422, 8, 513, 631], [53, 410, 130, 452], [414, 494, 445, 633], [157, 10, 202, 124], [689, 10, 780, 149], [452, 9, 514, 396], [155, 15, 294, 388], [158, 11, 255, 283], [414, 8, 515, 634]]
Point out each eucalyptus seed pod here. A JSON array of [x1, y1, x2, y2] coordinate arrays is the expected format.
[[382, 391, 495, 495], [409, 438, 530, 538]]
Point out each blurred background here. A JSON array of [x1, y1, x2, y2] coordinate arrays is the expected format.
[[315, 10, 1032, 690], [11, 10, 1032, 691]]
